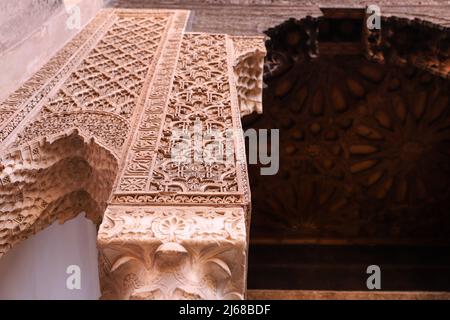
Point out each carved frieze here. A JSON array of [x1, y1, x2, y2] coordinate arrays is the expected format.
[[251, 14, 450, 242], [98, 206, 247, 300]]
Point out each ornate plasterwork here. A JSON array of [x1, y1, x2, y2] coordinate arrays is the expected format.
[[0, 131, 118, 257], [0, 8, 261, 300], [97, 206, 246, 300], [6, 9, 176, 156], [113, 15, 190, 194], [98, 206, 246, 242], [151, 33, 238, 193], [112, 32, 252, 208], [231, 36, 266, 116]]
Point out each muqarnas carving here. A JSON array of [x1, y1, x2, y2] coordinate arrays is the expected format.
[[0, 8, 262, 300], [0, 131, 118, 257], [231, 36, 266, 117]]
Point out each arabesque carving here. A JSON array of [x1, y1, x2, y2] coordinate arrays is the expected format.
[[150, 33, 238, 193], [98, 206, 246, 300], [8, 10, 174, 154], [231, 36, 266, 116], [0, 8, 264, 300], [112, 31, 256, 209]]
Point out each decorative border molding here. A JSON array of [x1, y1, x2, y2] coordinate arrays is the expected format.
[[98, 206, 246, 242]]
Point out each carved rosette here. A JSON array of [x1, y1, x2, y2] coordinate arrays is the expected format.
[[97, 206, 247, 300]]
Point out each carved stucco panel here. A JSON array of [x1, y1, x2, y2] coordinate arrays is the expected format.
[[6, 9, 179, 156], [0, 8, 265, 300], [97, 206, 247, 300]]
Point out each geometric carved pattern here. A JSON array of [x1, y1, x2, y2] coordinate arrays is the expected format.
[[10, 10, 173, 155], [150, 34, 238, 193], [15, 111, 130, 152], [112, 32, 256, 207], [0, 10, 114, 139], [98, 31, 255, 300], [114, 11, 190, 193], [43, 15, 169, 120], [0, 3, 449, 299]]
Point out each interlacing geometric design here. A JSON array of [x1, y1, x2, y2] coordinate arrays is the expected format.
[[44, 16, 169, 119], [13, 12, 172, 154], [0, 10, 113, 134]]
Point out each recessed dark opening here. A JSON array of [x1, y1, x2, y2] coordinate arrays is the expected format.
[[246, 11, 450, 292]]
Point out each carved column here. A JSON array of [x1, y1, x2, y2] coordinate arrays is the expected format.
[[0, 8, 265, 300], [96, 31, 265, 299]]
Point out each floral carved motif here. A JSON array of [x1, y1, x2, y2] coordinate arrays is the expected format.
[[114, 33, 251, 208], [151, 34, 238, 193], [98, 206, 246, 300]]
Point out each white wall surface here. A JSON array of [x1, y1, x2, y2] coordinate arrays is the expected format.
[[0, 214, 100, 300]]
